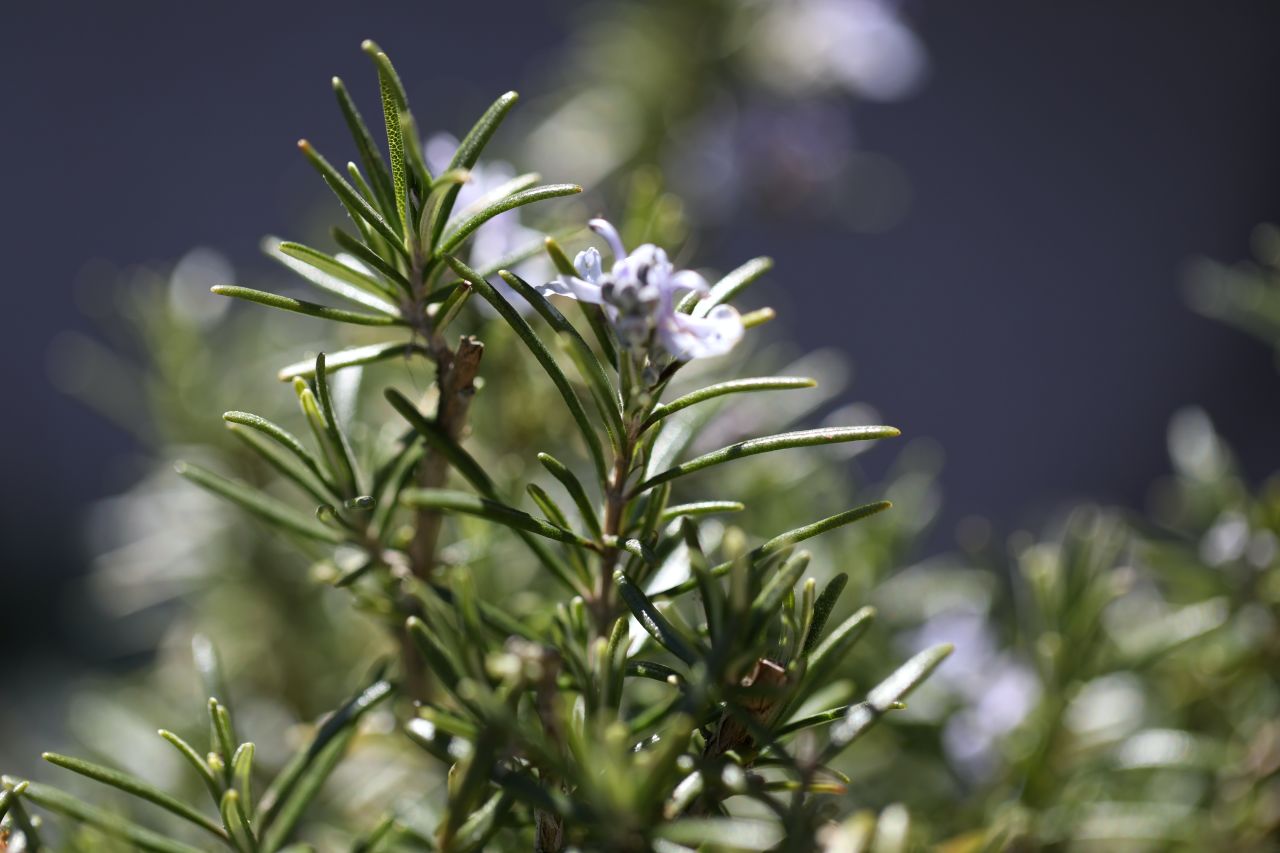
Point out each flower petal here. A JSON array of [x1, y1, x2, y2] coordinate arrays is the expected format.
[[657, 304, 744, 360], [537, 276, 607, 305], [588, 217, 627, 261], [574, 246, 604, 282]]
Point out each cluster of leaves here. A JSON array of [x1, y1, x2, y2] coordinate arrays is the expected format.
[[4, 46, 943, 852]]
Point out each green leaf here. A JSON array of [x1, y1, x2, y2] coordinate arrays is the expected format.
[[312, 354, 361, 496], [276, 341, 424, 382], [498, 270, 626, 448], [231, 744, 254, 810], [614, 570, 699, 665], [331, 75, 397, 222], [659, 501, 744, 523], [268, 239, 400, 310], [806, 607, 877, 685], [432, 280, 473, 333], [18, 781, 208, 853], [825, 644, 953, 756], [636, 426, 899, 494], [297, 140, 405, 252], [212, 285, 401, 326], [401, 489, 593, 547], [257, 680, 392, 847], [447, 171, 541, 228], [447, 257, 607, 481], [626, 659, 684, 684], [430, 91, 519, 246], [751, 551, 811, 630], [227, 424, 332, 507], [683, 256, 773, 316], [652, 502, 891, 599], [437, 184, 582, 256], [385, 389, 497, 496], [219, 790, 255, 853], [363, 44, 409, 236], [642, 377, 815, 431], [158, 730, 222, 803], [331, 226, 411, 293], [802, 573, 849, 656], [175, 461, 345, 544], [537, 452, 602, 538], [223, 411, 335, 496], [41, 753, 227, 840]]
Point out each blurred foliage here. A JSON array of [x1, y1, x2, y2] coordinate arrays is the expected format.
[[8, 3, 1280, 850]]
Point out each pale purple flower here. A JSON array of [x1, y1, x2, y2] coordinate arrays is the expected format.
[[540, 218, 744, 361]]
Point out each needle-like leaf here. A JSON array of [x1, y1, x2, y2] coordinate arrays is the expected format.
[[636, 426, 900, 494], [437, 184, 582, 256], [175, 462, 345, 544], [614, 570, 700, 665], [41, 753, 227, 840], [641, 377, 815, 431], [17, 782, 209, 853], [277, 341, 424, 382], [401, 488, 593, 547], [212, 286, 401, 326]]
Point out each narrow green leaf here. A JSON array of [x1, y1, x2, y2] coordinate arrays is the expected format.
[[276, 341, 424, 382], [401, 488, 592, 547], [297, 140, 405, 251], [365, 47, 408, 235], [268, 239, 400, 309], [313, 354, 361, 496], [430, 91, 519, 246], [226, 424, 332, 507], [432, 280, 472, 332], [447, 257, 607, 481], [258, 679, 392, 845], [642, 377, 815, 431], [756, 501, 892, 556], [802, 573, 849, 655], [659, 501, 744, 523], [627, 659, 684, 684], [223, 411, 334, 495], [636, 427, 900, 494], [176, 462, 345, 544], [685, 256, 773, 316], [41, 753, 226, 840], [18, 781, 209, 853], [158, 730, 222, 803], [384, 389, 496, 497], [497, 270, 625, 454], [212, 285, 401, 326], [447, 171, 541, 229], [331, 226, 411, 293], [825, 644, 953, 756], [437, 184, 582, 256], [614, 570, 699, 665], [219, 789, 255, 853], [751, 551, 811, 629], [332, 75, 397, 222], [231, 744, 254, 811], [537, 452, 602, 538]]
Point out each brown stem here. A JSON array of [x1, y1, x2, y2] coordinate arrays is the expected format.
[[410, 334, 485, 578], [397, 333, 483, 703]]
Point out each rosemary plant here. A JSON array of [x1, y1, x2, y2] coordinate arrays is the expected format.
[[3, 44, 948, 852]]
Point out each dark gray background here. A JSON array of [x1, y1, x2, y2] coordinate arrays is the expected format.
[[4, 1, 1279, 658]]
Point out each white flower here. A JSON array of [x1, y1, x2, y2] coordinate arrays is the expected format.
[[539, 218, 744, 361]]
